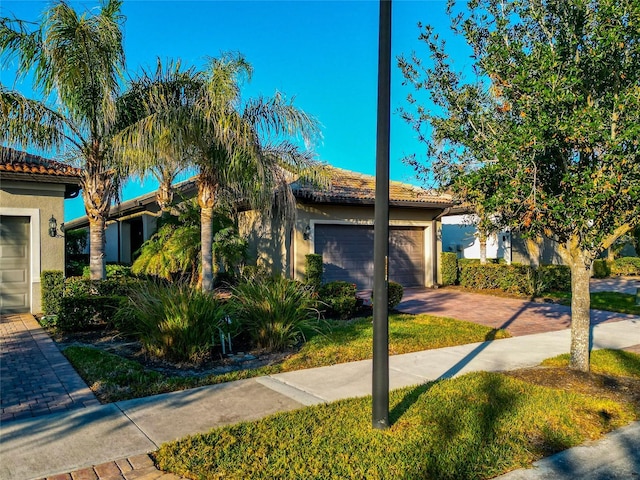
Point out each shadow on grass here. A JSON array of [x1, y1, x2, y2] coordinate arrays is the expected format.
[[389, 303, 528, 426]]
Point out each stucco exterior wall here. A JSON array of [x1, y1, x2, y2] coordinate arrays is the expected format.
[[1, 180, 67, 313], [240, 202, 444, 287]]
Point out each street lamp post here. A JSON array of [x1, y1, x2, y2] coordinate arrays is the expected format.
[[372, 0, 392, 430]]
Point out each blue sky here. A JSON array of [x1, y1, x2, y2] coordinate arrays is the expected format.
[[1, 0, 472, 221]]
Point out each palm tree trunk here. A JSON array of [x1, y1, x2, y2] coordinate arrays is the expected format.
[[201, 206, 214, 291], [198, 178, 216, 292], [89, 216, 106, 280], [479, 230, 487, 265]]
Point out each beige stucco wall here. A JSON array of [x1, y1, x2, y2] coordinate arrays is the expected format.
[[1, 180, 68, 313], [240, 202, 445, 287]]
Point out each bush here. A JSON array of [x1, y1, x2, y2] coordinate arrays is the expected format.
[[441, 252, 458, 286], [371, 282, 405, 310], [41, 270, 64, 316], [592, 259, 611, 279], [318, 281, 358, 320], [82, 263, 133, 279], [304, 254, 323, 290], [388, 282, 404, 309], [459, 263, 535, 295], [58, 295, 127, 331], [536, 265, 571, 292], [611, 257, 640, 276], [115, 280, 228, 363], [231, 276, 319, 351], [63, 276, 136, 297]]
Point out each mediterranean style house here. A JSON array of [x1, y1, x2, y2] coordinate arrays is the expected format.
[[0, 147, 82, 313], [66, 167, 454, 290]]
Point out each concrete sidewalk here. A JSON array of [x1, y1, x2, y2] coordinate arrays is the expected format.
[[1, 317, 639, 480]]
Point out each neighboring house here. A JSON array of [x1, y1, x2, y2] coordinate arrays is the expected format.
[[442, 213, 565, 266], [441, 213, 512, 262], [0, 147, 82, 313], [66, 167, 454, 289]]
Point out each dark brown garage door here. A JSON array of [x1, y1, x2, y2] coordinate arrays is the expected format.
[[314, 224, 424, 289], [0, 216, 31, 313]]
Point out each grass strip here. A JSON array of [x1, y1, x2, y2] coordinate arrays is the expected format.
[[542, 291, 640, 315], [155, 370, 636, 480], [542, 349, 640, 379], [63, 313, 509, 403]]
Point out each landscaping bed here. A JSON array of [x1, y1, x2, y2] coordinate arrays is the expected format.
[[48, 313, 509, 403]]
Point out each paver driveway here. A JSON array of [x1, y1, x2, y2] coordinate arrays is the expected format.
[[397, 287, 640, 337]]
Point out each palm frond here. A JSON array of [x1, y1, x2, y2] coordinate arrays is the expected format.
[[0, 86, 79, 150]]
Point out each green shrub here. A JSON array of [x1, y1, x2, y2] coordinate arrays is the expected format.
[[388, 282, 404, 309], [611, 257, 640, 276], [536, 265, 571, 292], [41, 270, 64, 315], [304, 254, 323, 290], [441, 252, 458, 286], [82, 263, 133, 279], [58, 295, 126, 331], [592, 259, 611, 279], [63, 276, 136, 297], [318, 281, 358, 320], [457, 258, 480, 267], [371, 282, 405, 310], [460, 263, 535, 295], [231, 276, 319, 351], [115, 280, 228, 363]]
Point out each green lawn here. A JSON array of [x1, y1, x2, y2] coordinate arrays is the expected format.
[[155, 349, 640, 479], [542, 291, 640, 315], [63, 313, 509, 403]]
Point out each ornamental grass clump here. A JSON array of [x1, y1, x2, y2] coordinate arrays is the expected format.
[[116, 280, 227, 363], [230, 276, 319, 352]]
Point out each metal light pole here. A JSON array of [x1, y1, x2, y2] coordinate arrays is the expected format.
[[372, 0, 392, 430]]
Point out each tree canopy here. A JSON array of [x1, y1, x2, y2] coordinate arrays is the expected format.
[[1, 0, 127, 280], [399, 0, 640, 371]]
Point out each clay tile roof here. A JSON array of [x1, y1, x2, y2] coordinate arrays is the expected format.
[[292, 167, 452, 207], [0, 147, 82, 178]]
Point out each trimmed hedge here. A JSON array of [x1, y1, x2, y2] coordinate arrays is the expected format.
[[611, 257, 640, 276], [58, 295, 127, 331], [592, 259, 611, 279], [388, 282, 404, 309], [82, 263, 133, 279], [441, 252, 458, 286], [41, 270, 64, 315], [318, 281, 358, 320], [536, 265, 571, 292], [304, 254, 323, 290], [459, 263, 535, 295]]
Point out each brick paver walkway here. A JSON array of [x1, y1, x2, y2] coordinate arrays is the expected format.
[[397, 287, 639, 337], [36, 454, 183, 480], [0, 313, 99, 422]]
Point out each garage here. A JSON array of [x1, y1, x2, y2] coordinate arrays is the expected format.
[[314, 224, 425, 289], [0, 216, 31, 313]]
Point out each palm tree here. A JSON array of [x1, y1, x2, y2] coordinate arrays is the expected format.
[[0, 0, 126, 280], [116, 53, 323, 291], [115, 59, 197, 213]]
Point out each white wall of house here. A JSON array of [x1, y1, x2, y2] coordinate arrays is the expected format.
[[442, 214, 511, 262]]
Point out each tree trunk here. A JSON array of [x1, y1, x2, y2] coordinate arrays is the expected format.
[[479, 231, 487, 265], [568, 256, 592, 372], [201, 206, 214, 291], [157, 180, 173, 213], [88, 216, 106, 280], [198, 178, 216, 292]]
